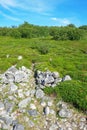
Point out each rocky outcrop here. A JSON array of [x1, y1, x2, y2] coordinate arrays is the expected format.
[[35, 70, 71, 88], [0, 66, 86, 130]]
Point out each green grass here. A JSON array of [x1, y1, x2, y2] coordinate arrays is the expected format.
[[0, 36, 87, 82], [0, 36, 87, 111]]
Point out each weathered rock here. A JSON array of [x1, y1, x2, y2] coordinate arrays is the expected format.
[[18, 97, 31, 108], [18, 89, 24, 98], [45, 76, 54, 85], [13, 124, 24, 130], [57, 101, 68, 110], [5, 116, 13, 125], [52, 72, 60, 78], [0, 102, 4, 110], [41, 101, 46, 107], [47, 101, 53, 107], [36, 70, 61, 87], [15, 71, 28, 83], [35, 89, 45, 99], [30, 89, 35, 97], [24, 90, 30, 97], [59, 108, 72, 118], [8, 66, 18, 73], [62, 75, 72, 81], [30, 104, 36, 110], [44, 106, 50, 115], [50, 109, 55, 115], [28, 110, 37, 117], [4, 101, 14, 113], [49, 124, 58, 130], [0, 75, 9, 84], [28, 120, 35, 127], [10, 83, 18, 92], [5, 71, 15, 82]]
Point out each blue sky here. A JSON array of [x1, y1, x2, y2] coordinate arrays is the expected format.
[[0, 0, 87, 27]]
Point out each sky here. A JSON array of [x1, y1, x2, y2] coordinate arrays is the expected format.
[[0, 0, 87, 27]]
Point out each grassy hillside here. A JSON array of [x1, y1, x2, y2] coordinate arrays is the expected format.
[[0, 36, 87, 81], [0, 36, 87, 110], [0, 36, 87, 72]]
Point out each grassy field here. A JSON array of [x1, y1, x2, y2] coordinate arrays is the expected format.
[[0, 36, 87, 110], [0, 36, 87, 82], [0, 36, 87, 78]]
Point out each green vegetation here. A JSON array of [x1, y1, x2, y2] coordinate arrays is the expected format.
[[0, 22, 87, 112], [44, 80, 87, 111], [0, 22, 85, 40]]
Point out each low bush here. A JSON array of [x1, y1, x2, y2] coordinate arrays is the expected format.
[[44, 80, 87, 111], [58, 80, 87, 111], [38, 44, 49, 54], [51, 27, 82, 41]]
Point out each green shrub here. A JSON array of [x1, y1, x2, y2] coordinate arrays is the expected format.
[[58, 80, 87, 111], [7, 29, 21, 38], [44, 80, 87, 111], [51, 27, 81, 41], [38, 44, 49, 54]]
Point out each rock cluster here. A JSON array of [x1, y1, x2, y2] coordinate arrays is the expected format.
[[35, 70, 71, 88], [0, 66, 86, 130], [0, 65, 31, 84]]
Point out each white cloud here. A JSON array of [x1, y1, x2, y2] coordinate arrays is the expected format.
[[51, 17, 70, 25], [0, 0, 54, 15], [0, 0, 17, 8], [0, 11, 21, 21]]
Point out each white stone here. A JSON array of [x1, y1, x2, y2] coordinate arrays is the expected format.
[[80, 117, 86, 122], [24, 91, 30, 97], [52, 72, 60, 78], [30, 104, 36, 110], [35, 89, 45, 99], [49, 124, 58, 130], [18, 89, 24, 98], [47, 101, 53, 107], [59, 108, 72, 118], [10, 83, 18, 92], [50, 109, 55, 115], [0, 102, 4, 111], [62, 75, 72, 81], [44, 106, 50, 115], [18, 56, 23, 60], [41, 101, 46, 107], [18, 97, 31, 108]]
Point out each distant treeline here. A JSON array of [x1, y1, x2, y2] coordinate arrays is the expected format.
[[0, 22, 87, 40]]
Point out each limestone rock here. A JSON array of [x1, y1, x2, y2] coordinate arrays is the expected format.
[[62, 75, 72, 81], [10, 83, 18, 92], [18, 97, 31, 108], [0, 102, 4, 111], [44, 106, 50, 115], [13, 124, 24, 130], [59, 108, 72, 118], [28, 110, 37, 117], [35, 89, 45, 99]]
